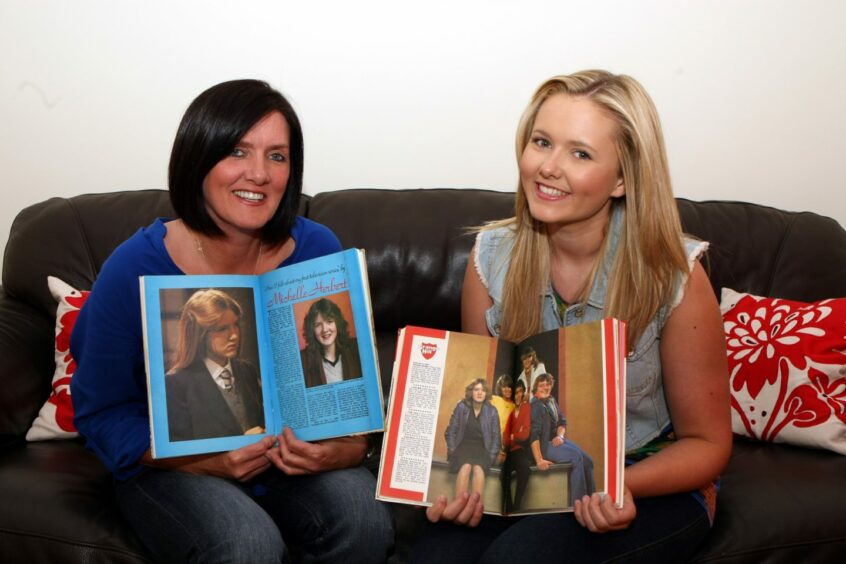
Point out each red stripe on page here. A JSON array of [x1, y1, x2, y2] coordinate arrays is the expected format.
[[602, 318, 619, 506], [379, 326, 446, 501]]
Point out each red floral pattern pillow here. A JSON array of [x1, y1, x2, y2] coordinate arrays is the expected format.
[[721, 288, 846, 454], [25, 276, 90, 441]]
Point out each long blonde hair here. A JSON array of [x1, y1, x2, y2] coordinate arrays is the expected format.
[[490, 70, 688, 351], [168, 289, 243, 373]]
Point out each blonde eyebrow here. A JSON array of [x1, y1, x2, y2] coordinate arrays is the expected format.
[[532, 128, 597, 152]]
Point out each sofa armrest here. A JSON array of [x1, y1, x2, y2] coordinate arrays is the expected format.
[[0, 289, 55, 440]]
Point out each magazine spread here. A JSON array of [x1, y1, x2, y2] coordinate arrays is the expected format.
[[377, 319, 625, 516], [140, 248, 384, 458]]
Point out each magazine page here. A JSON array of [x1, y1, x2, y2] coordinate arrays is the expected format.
[[606, 318, 626, 507], [258, 248, 383, 442], [378, 319, 624, 515], [142, 275, 270, 458], [378, 327, 512, 514], [509, 319, 624, 513], [141, 249, 383, 459]]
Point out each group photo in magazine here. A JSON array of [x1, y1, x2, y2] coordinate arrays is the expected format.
[[378, 319, 625, 516], [141, 249, 384, 458]]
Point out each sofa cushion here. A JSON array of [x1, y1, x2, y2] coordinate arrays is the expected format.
[[26, 277, 90, 441], [690, 439, 846, 562], [0, 441, 150, 563], [720, 288, 846, 454]]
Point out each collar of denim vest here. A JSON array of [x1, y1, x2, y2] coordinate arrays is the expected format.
[[542, 200, 623, 311]]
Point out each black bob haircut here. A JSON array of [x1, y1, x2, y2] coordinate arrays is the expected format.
[[168, 79, 303, 245]]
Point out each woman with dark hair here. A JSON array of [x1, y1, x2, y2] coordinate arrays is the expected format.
[[301, 297, 362, 388], [165, 289, 265, 442], [444, 378, 501, 499], [503, 380, 533, 512], [70, 79, 393, 563]]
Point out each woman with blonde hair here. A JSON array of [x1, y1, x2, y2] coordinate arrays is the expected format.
[[416, 70, 730, 563], [165, 289, 264, 442]]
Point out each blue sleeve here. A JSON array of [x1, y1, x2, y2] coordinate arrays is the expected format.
[[284, 218, 343, 265], [70, 224, 177, 479]]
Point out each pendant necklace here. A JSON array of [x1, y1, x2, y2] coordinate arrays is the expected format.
[[193, 236, 263, 275]]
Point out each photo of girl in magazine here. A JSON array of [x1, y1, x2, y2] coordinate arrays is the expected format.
[[160, 287, 265, 442]]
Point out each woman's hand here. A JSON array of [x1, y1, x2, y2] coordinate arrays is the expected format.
[[425, 491, 484, 527], [266, 427, 366, 475], [141, 436, 275, 482], [574, 487, 636, 532]]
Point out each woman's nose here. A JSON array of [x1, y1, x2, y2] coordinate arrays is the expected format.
[[540, 152, 563, 178], [245, 157, 270, 184]]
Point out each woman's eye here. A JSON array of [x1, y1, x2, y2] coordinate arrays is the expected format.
[[532, 137, 551, 148], [230, 148, 246, 158], [574, 150, 591, 160], [269, 152, 287, 163]]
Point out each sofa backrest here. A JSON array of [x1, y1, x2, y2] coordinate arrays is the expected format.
[[2, 188, 844, 438], [676, 198, 846, 303], [3, 190, 175, 318], [307, 189, 515, 333], [7, 189, 844, 322]]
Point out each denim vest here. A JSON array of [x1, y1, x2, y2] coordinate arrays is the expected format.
[[474, 203, 708, 452]]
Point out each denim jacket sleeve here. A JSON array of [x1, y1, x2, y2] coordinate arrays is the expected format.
[[474, 227, 517, 337]]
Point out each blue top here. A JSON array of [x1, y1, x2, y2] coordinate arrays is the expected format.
[[70, 217, 341, 480], [474, 203, 708, 452]]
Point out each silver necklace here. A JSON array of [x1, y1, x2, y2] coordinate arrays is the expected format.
[[193, 236, 263, 275]]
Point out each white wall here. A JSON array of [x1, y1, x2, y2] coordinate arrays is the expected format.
[[2, 0, 844, 270]]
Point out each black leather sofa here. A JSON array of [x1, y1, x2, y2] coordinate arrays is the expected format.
[[1, 188, 845, 563]]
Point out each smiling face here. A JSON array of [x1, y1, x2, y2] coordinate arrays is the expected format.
[[202, 111, 291, 237], [312, 312, 338, 350], [205, 308, 241, 366], [520, 94, 625, 231], [535, 378, 552, 400]]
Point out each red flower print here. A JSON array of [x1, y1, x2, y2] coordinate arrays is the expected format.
[[809, 366, 846, 425], [724, 295, 845, 399], [46, 376, 76, 432], [54, 290, 90, 375]]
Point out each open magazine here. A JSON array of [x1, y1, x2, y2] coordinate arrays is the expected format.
[[140, 248, 384, 458], [377, 319, 625, 515]]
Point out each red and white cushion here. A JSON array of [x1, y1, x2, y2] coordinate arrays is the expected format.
[[25, 276, 90, 441], [721, 288, 846, 454]]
